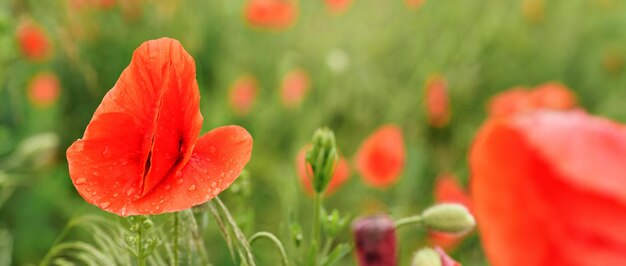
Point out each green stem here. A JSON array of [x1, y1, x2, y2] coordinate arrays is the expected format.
[[311, 192, 322, 265], [173, 213, 179, 266], [39, 219, 76, 266], [249, 231, 289, 266], [394, 215, 423, 229], [215, 197, 256, 266], [137, 218, 145, 266]]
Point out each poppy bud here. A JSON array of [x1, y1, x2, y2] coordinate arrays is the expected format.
[[421, 203, 475, 234], [306, 128, 339, 194], [412, 247, 441, 266], [352, 214, 397, 266]]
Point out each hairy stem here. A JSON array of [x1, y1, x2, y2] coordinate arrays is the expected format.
[[214, 197, 256, 266], [394, 215, 423, 229], [249, 231, 289, 266], [172, 212, 179, 266]]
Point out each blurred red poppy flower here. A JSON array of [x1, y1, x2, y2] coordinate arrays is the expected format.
[[280, 69, 310, 108], [325, 0, 353, 14], [355, 125, 405, 188], [470, 110, 626, 266], [405, 0, 426, 9], [244, 0, 297, 30], [487, 87, 533, 117], [66, 38, 253, 216], [16, 20, 51, 61], [69, 0, 116, 10], [352, 214, 397, 266], [488, 83, 577, 117], [27, 72, 60, 108], [530, 82, 577, 110], [424, 74, 451, 128], [296, 146, 350, 195], [229, 75, 258, 117], [429, 173, 472, 250]]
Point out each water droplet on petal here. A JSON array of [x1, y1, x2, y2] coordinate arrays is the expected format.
[[189, 185, 196, 191], [212, 188, 220, 195], [91, 191, 98, 196], [209, 146, 216, 153], [175, 170, 182, 177], [165, 185, 171, 190], [177, 178, 183, 185], [211, 181, 216, 188], [75, 178, 86, 185], [220, 172, 225, 178], [121, 160, 128, 166], [102, 147, 110, 157], [100, 202, 111, 209], [113, 193, 119, 198], [155, 206, 161, 211], [126, 187, 136, 196], [92, 171, 99, 176]]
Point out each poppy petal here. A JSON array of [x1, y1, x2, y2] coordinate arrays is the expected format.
[[125, 125, 253, 215], [355, 125, 405, 188], [470, 110, 626, 266]]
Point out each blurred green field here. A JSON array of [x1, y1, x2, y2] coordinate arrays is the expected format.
[[1, 0, 626, 265]]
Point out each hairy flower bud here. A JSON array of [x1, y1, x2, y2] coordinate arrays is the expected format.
[[421, 203, 475, 234], [306, 128, 339, 194]]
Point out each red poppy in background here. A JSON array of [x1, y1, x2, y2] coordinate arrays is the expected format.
[[470, 110, 626, 266], [325, 0, 353, 14], [66, 38, 253, 216], [244, 0, 297, 31], [429, 173, 472, 250], [296, 146, 350, 195], [424, 74, 451, 128], [69, 0, 116, 10], [280, 69, 310, 108], [28, 72, 60, 108], [16, 20, 51, 61], [488, 83, 577, 117], [229, 75, 258, 117], [487, 87, 533, 117], [355, 125, 405, 188], [405, 0, 426, 9], [530, 82, 577, 110]]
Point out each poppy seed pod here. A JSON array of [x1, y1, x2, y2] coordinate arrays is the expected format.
[[421, 203, 475, 234], [352, 214, 397, 266], [306, 128, 339, 194]]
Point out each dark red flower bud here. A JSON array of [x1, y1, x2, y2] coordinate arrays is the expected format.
[[352, 215, 397, 266]]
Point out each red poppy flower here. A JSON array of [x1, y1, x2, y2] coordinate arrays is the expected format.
[[66, 38, 253, 216], [325, 0, 353, 14], [296, 146, 350, 195], [488, 83, 577, 117], [352, 214, 397, 266], [487, 87, 533, 117], [530, 82, 577, 110], [28, 72, 60, 108], [355, 125, 405, 188], [424, 74, 451, 128], [470, 110, 626, 266], [280, 69, 310, 108], [229, 75, 258, 117], [405, 0, 426, 9], [244, 0, 297, 31], [16, 20, 51, 61], [429, 173, 472, 250]]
